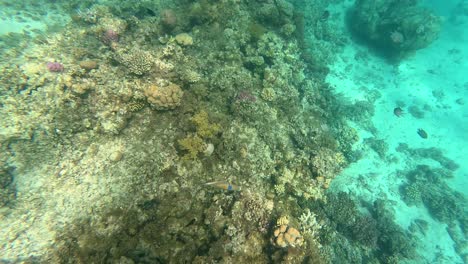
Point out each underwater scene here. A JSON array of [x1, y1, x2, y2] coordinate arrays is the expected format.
[[0, 0, 467, 263]]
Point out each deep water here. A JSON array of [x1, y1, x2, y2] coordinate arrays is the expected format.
[[0, 0, 466, 263]]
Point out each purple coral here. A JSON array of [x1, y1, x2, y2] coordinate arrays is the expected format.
[[235, 90, 257, 103], [46, 62, 64, 72], [102, 29, 119, 45]]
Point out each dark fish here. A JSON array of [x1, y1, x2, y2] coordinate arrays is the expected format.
[[393, 107, 403, 117], [417, 129, 428, 139], [321, 10, 330, 21]]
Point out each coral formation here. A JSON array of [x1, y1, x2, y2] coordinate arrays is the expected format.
[[190, 110, 220, 139], [348, 0, 442, 60], [177, 134, 205, 160], [46, 61, 64, 72], [175, 33, 193, 46], [78, 60, 99, 70], [400, 165, 466, 223], [160, 9, 177, 30], [144, 82, 183, 110], [312, 148, 346, 179], [115, 47, 154, 75], [273, 224, 304, 248]]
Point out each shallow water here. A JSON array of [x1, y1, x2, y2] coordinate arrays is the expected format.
[[0, 0, 466, 263]]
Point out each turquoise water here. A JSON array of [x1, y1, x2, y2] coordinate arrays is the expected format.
[[0, 0, 466, 263]]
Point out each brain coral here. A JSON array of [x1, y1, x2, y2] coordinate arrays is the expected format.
[[144, 82, 183, 110]]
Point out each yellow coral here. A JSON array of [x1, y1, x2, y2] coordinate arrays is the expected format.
[[274, 184, 285, 195], [175, 33, 193, 46], [190, 110, 220, 139], [178, 134, 205, 160], [261, 87, 276, 102], [127, 100, 146, 112], [276, 215, 289, 226]]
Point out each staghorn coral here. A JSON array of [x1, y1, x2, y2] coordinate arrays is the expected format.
[[144, 82, 183, 110], [299, 209, 323, 242]]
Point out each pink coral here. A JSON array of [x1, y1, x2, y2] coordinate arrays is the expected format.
[[235, 90, 257, 103], [161, 9, 177, 30], [46, 62, 64, 72], [102, 29, 119, 45]]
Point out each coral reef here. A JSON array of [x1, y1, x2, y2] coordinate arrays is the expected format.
[[400, 165, 466, 223], [348, 0, 442, 60], [0, 0, 362, 262], [396, 143, 459, 171], [317, 193, 416, 263], [177, 134, 205, 160], [312, 148, 346, 179], [190, 110, 221, 139], [46, 61, 64, 72]]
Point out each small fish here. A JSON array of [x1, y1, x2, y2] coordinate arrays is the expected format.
[[204, 181, 241, 191], [393, 107, 404, 117], [417, 128, 428, 139]]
